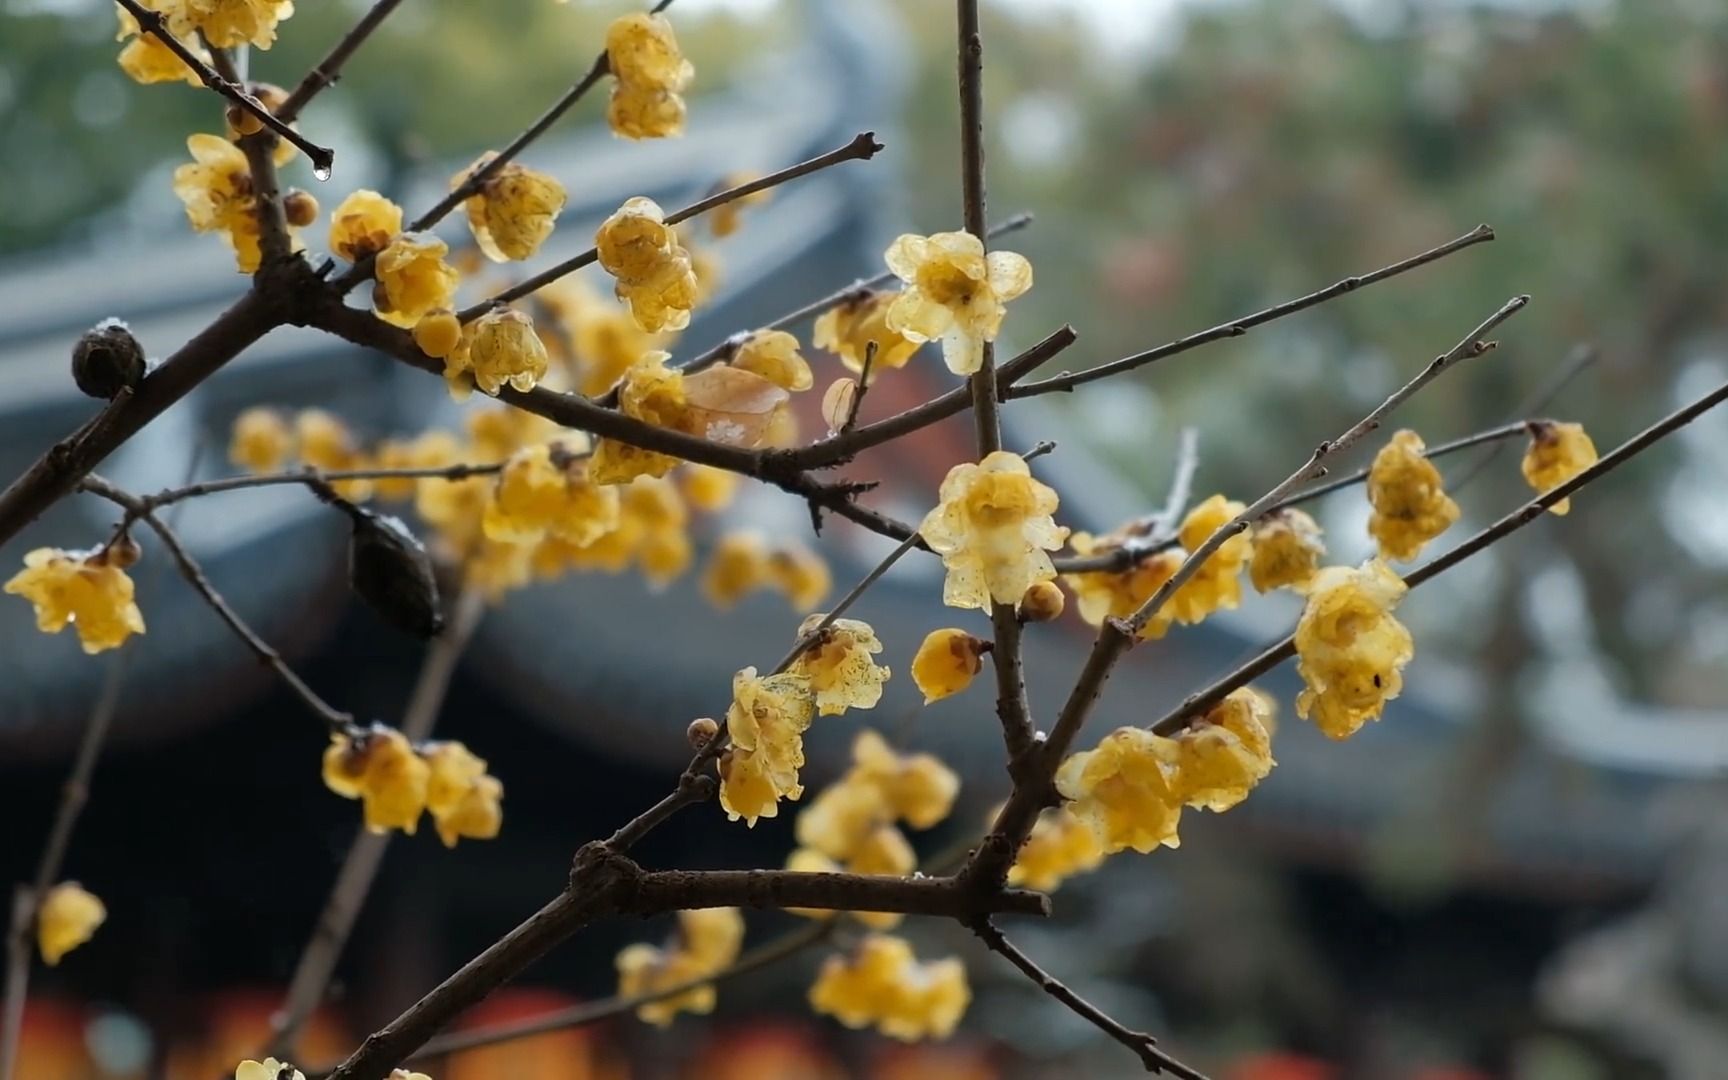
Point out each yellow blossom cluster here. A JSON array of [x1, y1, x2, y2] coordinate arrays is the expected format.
[[614, 908, 744, 1026], [700, 531, 831, 612], [5, 546, 145, 655], [1055, 689, 1275, 854], [115, 6, 206, 85], [1367, 430, 1460, 561], [786, 729, 958, 928], [812, 290, 922, 380], [327, 189, 403, 263], [883, 232, 1032, 375], [1294, 560, 1415, 739], [227, 406, 373, 498], [588, 352, 789, 484], [595, 197, 700, 332], [482, 440, 618, 546], [605, 12, 694, 139], [373, 232, 461, 330], [809, 935, 971, 1042], [37, 882, 106, 966], [1065, 495, 1255, 639], [921, 451, 1068, 611], [1006, 806, 1105, 892], [909, 627, 989, 704], [1249, 507, 1326, 593], [454, 152, 567, 262], [1521, 420, 1598, 515], [321, 725, 503, 844], [730, 329, 813, 392], [786, 616, 890, 715], [532, 474, 694, 589], [536, 279, 668, 396], [717, 667, 817, 825]]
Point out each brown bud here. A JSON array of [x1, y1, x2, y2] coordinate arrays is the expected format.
[[226, 103, 265, 137], [283, 189, 319, 228], [1017, 580, 1066, 623], [71, 320, 146, 399], [344, 504, 444, 639], [687, 717, 720, 750], [101, 533, 143, 570]]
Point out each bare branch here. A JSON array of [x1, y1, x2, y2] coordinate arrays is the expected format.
[[79, 475, 355, 734], [114, 0, 334, 176], [1446, 343, 1599, 494], [1009, 224, 1496, 398], [971, 919, 1208, 1079], [278, 0, 408, 123]]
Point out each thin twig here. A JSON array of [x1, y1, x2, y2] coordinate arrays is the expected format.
[[460, 132, 885, 320], [79, 475, 355, 734], [118, 462, 504, 526], [268, 587, 487, 1058], [1446, 343, 1599, 494], [971, 919, 1208, 1079], [1148, 369, 1728, 735], [114, 0, 334, 176], [277, 0, 408, 123], [1009, 224, 1496, 398], [840, 343, 877, 433], [0, 654, 129, 1080]]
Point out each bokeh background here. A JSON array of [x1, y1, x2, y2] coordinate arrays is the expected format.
[[3, 0, 1728, 1077]]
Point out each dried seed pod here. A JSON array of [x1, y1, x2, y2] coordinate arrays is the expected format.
[[331, 498, 444, 639], [71, 320, 146, 400]]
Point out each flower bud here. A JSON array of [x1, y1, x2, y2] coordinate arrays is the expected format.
[[346, 506, 444, 639], [226, 103, 265, 137], [686, 716, 719, 749], [71, 320, 146, 400], [1017, 580, 1066, 623], [283, 188, 319, 228]]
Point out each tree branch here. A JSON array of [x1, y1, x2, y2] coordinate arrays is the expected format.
[[970, 919, 1207, 1079], [268, 587, 487, 1059], [78, 475, 355, 734], [114, 0, 334, 176], [1008, 224, 1496, 398], [277, 0, 408, 123], [1148, 369, 1728, 735]]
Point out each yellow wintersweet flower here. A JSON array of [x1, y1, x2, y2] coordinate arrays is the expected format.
[[730, 329, 813, 392], [1172, 688, 1276, 812], [172, 134, 265, 273], [411, 310, 463, 362], [569, 296, 662, 397], [371, 430, 460, 502], [1007, 806, 1107, 892], [589, 352, 689, 484], [322, 725, 431, 835], [374, 232, 460, 330], [766, 542, 830, 612], [446, 308, 550, 397], [1064, 533, 1182, 641], [614, 908, 742, 1026], [422, 740, 504, 848], [795, 775, 886, 862], [295, 408, 371, 501], [883, 232, 1032, 375], [483, 439, 618, 546], [327, 189, 403, 263], [454, 152, 567, 262], [467, 405, 556, 463], [1521, 420, 1598, 515], [851, 730, 959, 830], [848, 823, 917, 930], [717, 747, 781, 827], [708, 173, 770, 238], [700, 530, 771, 609], [37, 882, 105, 966], [909, 627, 988, 704], [235, 1059, 305, 1080], [229, 406, 295, 473], [920, 451, 1068, 611], [1249, 507, 1326, 593], [6, 547, 146, 654], [181, 0, 295, 49], [1294, 560, 1414, 740], [116, 6, 207, 85], [726, 666, 817, 800], [787, 616, 890, 716], [1367, 429, 1460, 562], [809, 936, 971, 1042], [813, 290, 922, 381], [1167, 494, 1252, 625], [595, 197, 699, 332], [605, 13, 693, 140], [681, 464, 739, 512], [535, 475, 692, 588], [1055, 726, 1184, 855]]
